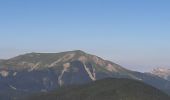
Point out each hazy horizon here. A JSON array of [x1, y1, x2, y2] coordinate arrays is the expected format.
[[1, 0, 170, 72]]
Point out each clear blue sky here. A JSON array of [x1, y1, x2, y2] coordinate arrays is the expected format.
[[0, 0, 170, 72]]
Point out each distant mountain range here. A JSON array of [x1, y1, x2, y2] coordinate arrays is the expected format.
[[0, 50, 170, 100], [25, 78, 170, 100]]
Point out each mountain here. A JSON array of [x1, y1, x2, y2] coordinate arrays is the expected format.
[[151, 67, 170, 81], [25, 78, 170, 100], [0, 50, 130, 89], [0, 50, 170, 99]]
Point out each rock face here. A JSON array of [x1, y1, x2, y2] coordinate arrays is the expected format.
[[0, 50, 170, 99], [0, 70, 9, 77], [151, 67, 170, 81]]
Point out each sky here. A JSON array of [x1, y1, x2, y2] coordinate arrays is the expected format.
[[0, 0, 170, 72]]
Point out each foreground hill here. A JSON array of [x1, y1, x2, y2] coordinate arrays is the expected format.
[[25, 78, 170, 100]]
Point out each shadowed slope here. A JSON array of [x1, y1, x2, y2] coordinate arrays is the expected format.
[[26, 78, 170, 100]]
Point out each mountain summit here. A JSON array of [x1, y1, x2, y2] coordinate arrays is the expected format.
[[1, 50, 121, 70]]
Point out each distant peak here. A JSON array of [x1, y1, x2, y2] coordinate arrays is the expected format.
[[151, 67, 170, 81], [152, 67, 170, 73]]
